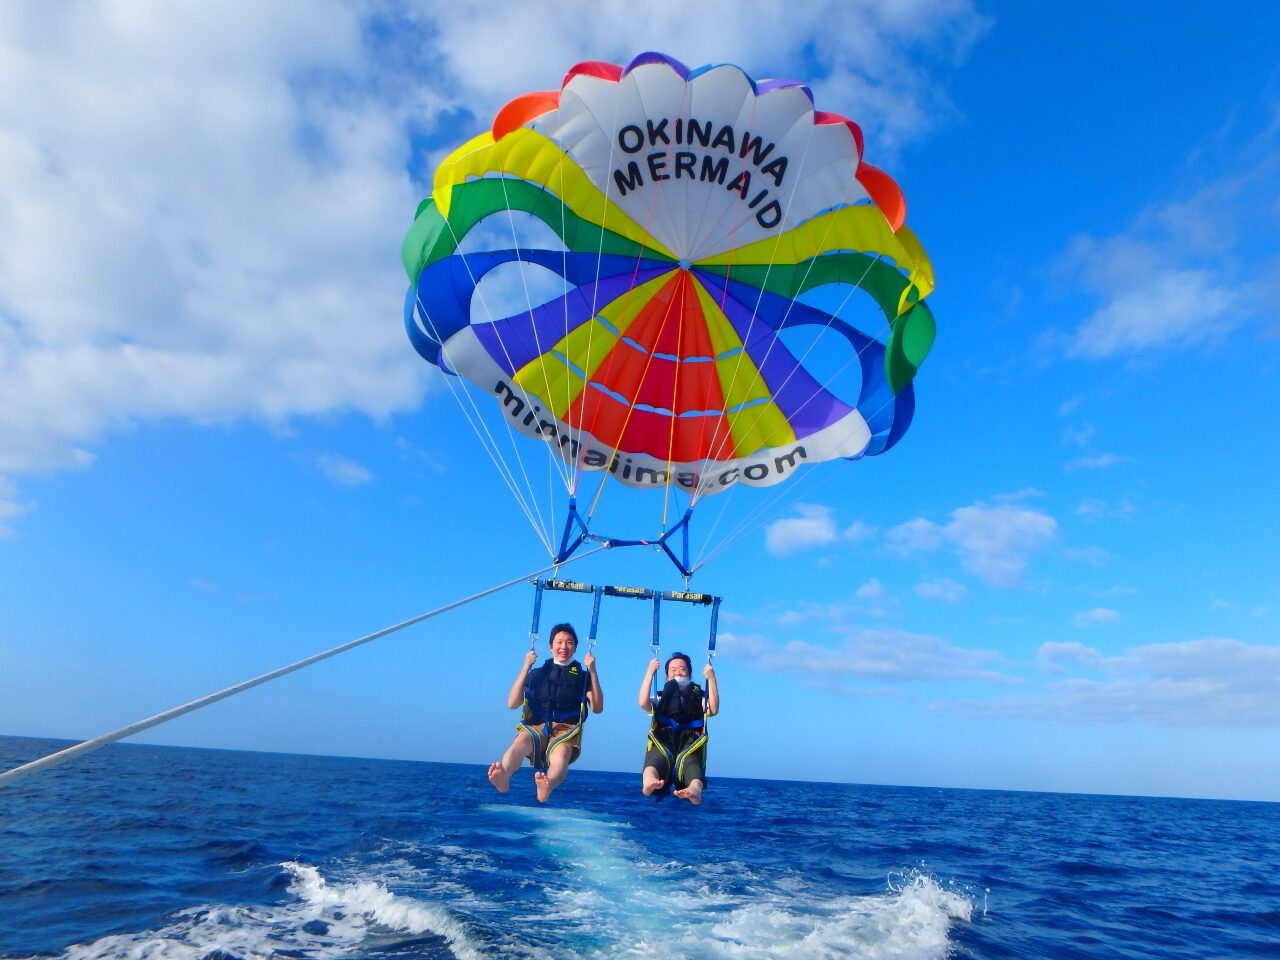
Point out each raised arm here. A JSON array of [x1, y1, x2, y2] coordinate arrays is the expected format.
[[584, 651, 604, 713], [703, 662, 719, 717], [638, 658, 660, 712], [506, 650, 537, 709]]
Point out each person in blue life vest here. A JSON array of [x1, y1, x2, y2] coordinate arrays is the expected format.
[[638, 652, 719, 804], [487, 623, 604, 803]]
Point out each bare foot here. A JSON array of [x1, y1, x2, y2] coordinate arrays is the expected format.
[[534, 770, 552, 803], [642, 776, 665, 796], [487, 761, 511, 794], [674, 781, 704, 805]]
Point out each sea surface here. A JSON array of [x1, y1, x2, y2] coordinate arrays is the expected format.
[[1, 735, 1277, 959]]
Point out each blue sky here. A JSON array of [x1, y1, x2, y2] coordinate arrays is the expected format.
[[2, 1, 1278, 801]]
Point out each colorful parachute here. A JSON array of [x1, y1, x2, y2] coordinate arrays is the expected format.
[[403, 53, 935, 506]]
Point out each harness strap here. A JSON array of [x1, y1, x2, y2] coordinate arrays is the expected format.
[[518, 710, 586, 772], [521, 661, 592, 773], [655, 715, 704, 731], [646, 721, 708, 790]]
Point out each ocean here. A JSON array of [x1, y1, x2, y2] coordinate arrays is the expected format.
[[1, 735, 1276, 959]]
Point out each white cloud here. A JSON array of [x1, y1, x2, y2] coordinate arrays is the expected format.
[[1064, 453, 1129, 473], [0, 1, 988, 490], [1060, 122, 1280, 359], [315, 454, 373, 486], [1068, 255, 1242, 357], [886, 517, 946, 553], [1061, 421, 1095, 447], [0, 475, 35, 538], [890, 500, 1058, 587], [421, 0, 988, 156], [855, 578, 888, 601], [765, 504, 838, 555], [843, 519, 879, 543], [854, 577, 899, 618], [1036, 641, 1104, 673], [959, 637, 1280, 726], [1075, 607, 1120, 627], [720, 625, 1010, 687], [0, 2, 428, 475], [1076, 497, 1136, 522], [914, 578, 967, 603]]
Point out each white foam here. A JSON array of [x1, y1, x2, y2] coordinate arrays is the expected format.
[[487, 807, 973, 960], [706, 871, 972, 960], [45, 823, 973, 960], [52, 861, 484, 960]]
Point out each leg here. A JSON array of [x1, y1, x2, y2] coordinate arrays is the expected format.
[[641, 743, 670, 796], [536, 740, 575, 803], [673, 748, 706, 805], [488, 730, 533, 793]]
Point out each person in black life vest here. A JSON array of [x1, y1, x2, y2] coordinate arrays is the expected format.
[[638, 652, 719, 805], [487, 623, 603, 803]]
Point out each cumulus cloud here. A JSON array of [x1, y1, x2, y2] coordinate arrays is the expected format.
[[0, 1, 988, 526], [1059, 120, 1280, 359], [765, 504, 839, 555], [854, 577, 899, 618], [315, 454, 373, 486], [957, 637, 1280, 726], [0, 2, 427, 477], [419, 0, 988, 155], [889, 500, 1058, 587], [843, 520, 879, 543], [1036, 641, 1104, 673], [914, 577, 968, 603], [721, 625, 1010, 688]]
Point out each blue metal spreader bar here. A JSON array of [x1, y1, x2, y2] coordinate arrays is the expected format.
[[554, 498, 695, 578], [529, 576, 721, 655]]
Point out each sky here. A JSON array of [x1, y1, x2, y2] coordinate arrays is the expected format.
[[2, 0, 1278, 802]]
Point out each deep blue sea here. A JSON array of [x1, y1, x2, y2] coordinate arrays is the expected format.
[[2, 736, 1277, 959]]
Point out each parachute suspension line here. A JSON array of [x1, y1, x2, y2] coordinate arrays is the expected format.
[[0, 547, 608, 789], [721, 249, 888, 469], [685, 128, 851, 559], [564, 95, 630, 499], [416, 290, 555, 556], [687, 89, 767, 511], [581, 275, 681, 526], [497, 174, 575, 503], [694, 336, 909, 574], [693, 447, 848, 572], [695, 352, 883, 571], [445, 204, 561, 550], [576, 76, 694, 526], [660, 273, 689, 534], [689, 147, 860, 512]]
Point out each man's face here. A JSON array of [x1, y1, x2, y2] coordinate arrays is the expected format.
[[550, 630, 578, 663], [667, 658, 690, 680]]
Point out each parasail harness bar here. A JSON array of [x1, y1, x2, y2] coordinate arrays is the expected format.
[[530, 575, 720, 657]]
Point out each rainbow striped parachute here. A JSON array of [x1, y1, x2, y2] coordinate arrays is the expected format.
[[403, 53, 935, 566]]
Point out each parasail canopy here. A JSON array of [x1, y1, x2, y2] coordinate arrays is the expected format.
[[402, 52, 937, 570]]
